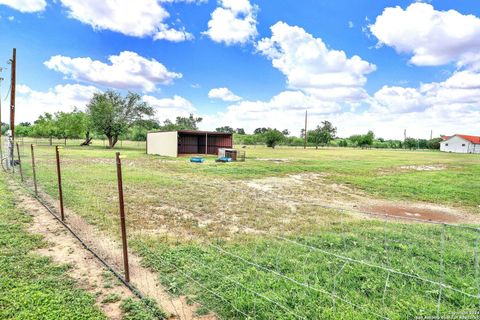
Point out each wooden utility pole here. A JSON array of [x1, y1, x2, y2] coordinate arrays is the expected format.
[[0, 70, 3, 152], [304, 110, 308, 149], [430, 130, 433, 140], [10, 48, 16, 142]]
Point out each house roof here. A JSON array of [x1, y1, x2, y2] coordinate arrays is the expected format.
[[444, 134, 480, 144]]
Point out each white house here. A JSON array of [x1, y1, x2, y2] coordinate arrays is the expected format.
[[440, 134, 480, 154]]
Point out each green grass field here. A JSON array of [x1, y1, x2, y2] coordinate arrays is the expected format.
[[9, 139, 480, 319], [0, 174, 106, 320]]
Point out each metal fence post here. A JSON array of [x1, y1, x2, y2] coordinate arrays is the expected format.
[[30, 144, 38, 196], [16, 142, 23, 182], [116, 152, 130, 282], [55, 146, 65, 221]]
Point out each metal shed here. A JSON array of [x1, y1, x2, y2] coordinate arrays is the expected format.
[[147, 130, 233, 157]]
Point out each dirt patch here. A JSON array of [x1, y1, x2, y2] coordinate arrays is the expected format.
[[257, 158, 291, 163], [399, 165, 447, 171], [361, 203, 464, 223], [11, 183, 216, 320], [244, 173, 479, 225]]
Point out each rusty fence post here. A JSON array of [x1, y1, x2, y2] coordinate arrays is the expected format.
[[31, 144, 38, 196], [55, 146, 65, 221], [116, 152, 130, 282], [16, 143, 24, 182]]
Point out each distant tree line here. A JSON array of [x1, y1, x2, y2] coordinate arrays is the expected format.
[[232, 124, 443, 150]]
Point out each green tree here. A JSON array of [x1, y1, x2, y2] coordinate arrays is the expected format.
[[263, 129, 285, 149], [235, 128, 246, 135], [216, 126, 234, 133], [427, 138, 442, 150], [159, 114, 203, 131], [349, 130, 375, 148], [32, 113, 57, 145], [87, 90, 154, 148], [254, 127, 268, 135], [404, 137, 418, 150], [308, 121, 337, 149], [1, 122, 8, 135], [15, 123, 32, 137], [54, 109, 90, 144]]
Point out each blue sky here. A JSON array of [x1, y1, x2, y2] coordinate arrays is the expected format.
[[1, 0, 480, 139]]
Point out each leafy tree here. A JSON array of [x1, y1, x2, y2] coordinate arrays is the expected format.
[[254, 127, 268, 135], [339, 139, 348, 147], [159, 114, 203, 131], [308, 121, 337, 149], [282, 129, 290, 136], [1, 122, 8, 135], [263, 129, 285, 149], [404, 137, 418, 150], [349, 130, 375, 148], [216, 126, 234, 133], [87, 90, 154, 148], [427, 138, 442, 150], [235, 128, 246, 135], [32, 113, 57, 145], [126, 119, 161, 141], [55, 109, 90, 144], [15, 123, 32, 137]]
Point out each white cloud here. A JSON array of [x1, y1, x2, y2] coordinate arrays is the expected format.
[[257, 22, 376, 102], [372, 70, 480, 114], [348, 21, 354, 28], [7, 15, 14, 21], [153, 25, 194, 42], [203, 0, 258, 45], [208, 87, 242, 102], [371, 86, 425, 113], [370, 3, 480, 68], [8, 84, 99, 124], [59, 0, 200, 41], [44, 51, 182, 92], [200, 67, 480, 139], [0, 0, 46, 12], [143, 94, 197, 120]]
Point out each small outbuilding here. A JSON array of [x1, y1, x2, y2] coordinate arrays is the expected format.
[[440, 134, 480, 154], [147, 130, 233, 157]]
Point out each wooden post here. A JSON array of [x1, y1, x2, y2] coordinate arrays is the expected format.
[[31, 144, 38, 196], [205, 132, 208, 156], [16, 143, 23, 182], [55, 146, 65, 221], [115, 152, 130, 282]]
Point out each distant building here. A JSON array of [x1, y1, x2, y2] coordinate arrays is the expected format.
[[147, 130, 233, 157], [440, 134, 480, 153]]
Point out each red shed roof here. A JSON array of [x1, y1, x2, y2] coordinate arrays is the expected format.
[[445, 134, 480, 144], [149, 130, 232, 136], [177, 130, 232, 136]]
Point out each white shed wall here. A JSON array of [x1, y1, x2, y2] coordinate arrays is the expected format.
[[440, 136, 478, 153], [147, 131, 178, 157]]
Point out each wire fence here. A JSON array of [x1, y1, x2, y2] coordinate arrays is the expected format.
[[7, 142, 480, 320]]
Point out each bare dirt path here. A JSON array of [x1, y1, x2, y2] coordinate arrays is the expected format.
[[10, 182, 216, 320], [13, 188, 133, 320]]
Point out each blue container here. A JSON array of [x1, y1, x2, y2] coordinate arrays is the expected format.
[[216, 157, 232, 163], [190, 157, 205, 163]]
